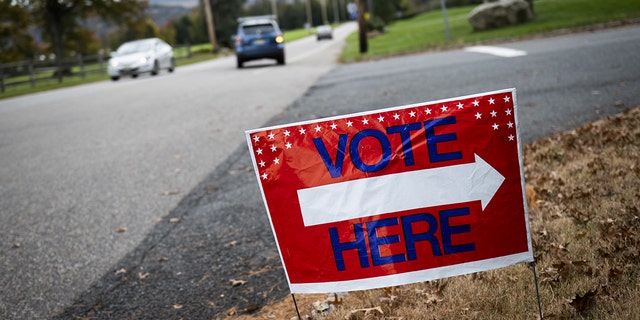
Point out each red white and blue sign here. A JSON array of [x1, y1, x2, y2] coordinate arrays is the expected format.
[[246, 89, 533, 293]]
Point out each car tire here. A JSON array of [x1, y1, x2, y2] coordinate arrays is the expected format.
[[132, 74, 138, 78], [168, 58, 175, 73], [237, 57, 244, 69], [110, 76, 120, 81], [277, 54, 285, 65], [151, 60, 159, 76]]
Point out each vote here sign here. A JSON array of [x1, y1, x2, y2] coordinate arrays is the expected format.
[[245, 88, 533, 293]]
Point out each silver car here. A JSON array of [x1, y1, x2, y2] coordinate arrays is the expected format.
[[108, 38, 175, 81]]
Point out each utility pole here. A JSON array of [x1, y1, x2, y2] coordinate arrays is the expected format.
[[203, 0, 218, 53], [305, 0, 313, 31], [357, 0, 367, 53], [271, 0, 278, 21], [321, 0, 328, 25]]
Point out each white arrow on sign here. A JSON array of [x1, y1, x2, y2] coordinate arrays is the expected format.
[[297, 154, 505, 226]]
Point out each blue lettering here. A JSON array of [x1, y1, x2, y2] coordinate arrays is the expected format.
[[349, 129, 392, 173], [367, 218, 406, 266], [402, 213, 442, 260], [313, 134, 348, 178], [329, 223, 370, 271], [440, 207, 475, 255], [386, 122, 422, 166], [424, 116, 463, 162]]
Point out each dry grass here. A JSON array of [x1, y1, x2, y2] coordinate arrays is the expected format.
[[233, 106, 640, 320]]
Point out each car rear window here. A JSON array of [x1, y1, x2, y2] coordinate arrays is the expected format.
[[242, 23, 276, 35]]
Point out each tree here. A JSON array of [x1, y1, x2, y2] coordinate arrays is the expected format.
[[0, 0, 36, 63], [30, 0, 147, 77], [209, 0, 244, 48]]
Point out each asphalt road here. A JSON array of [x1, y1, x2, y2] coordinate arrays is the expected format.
[[0, 22, 358, 319], [1, 23, 639, 319]]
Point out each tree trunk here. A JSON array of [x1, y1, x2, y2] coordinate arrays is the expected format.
[[357, 0, 367, 53]]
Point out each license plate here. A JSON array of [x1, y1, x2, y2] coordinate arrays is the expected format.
[[254, 39, 265, 45]]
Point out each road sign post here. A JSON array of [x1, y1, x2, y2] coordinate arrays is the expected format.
[[246, 89, 533, 293]]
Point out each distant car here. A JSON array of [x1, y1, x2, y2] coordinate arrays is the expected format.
[[108, 38, 174, 81], [316, 25, 333, 40], [235, 17, 285, 68]]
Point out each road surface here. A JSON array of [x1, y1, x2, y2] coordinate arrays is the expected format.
[[1, 23, 638, 319]]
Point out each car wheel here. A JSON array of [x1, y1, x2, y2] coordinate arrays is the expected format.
[[110, 76, 119, 81], [277, 54, 285, 65], [168, 58, 175, 73], [132, 74, 138, 78], [237, 57, 244, 69], [151, 60, 159, 76]]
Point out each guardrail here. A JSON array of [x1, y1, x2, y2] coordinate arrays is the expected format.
[[0, 44, 194, 94]]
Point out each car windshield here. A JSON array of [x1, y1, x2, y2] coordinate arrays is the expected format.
[[242, 24, 276, 35], [116, 40, 154, 54]]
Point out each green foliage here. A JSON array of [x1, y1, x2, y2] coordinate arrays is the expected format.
[[0, 1, 36, 63], [342, 0, 640, 62]]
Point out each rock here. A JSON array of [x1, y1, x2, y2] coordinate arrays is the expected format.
[[468, 0, 533, 31]]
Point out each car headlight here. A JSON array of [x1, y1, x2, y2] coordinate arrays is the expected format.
[[110, 60, 118, 67], [139, 56, 150, 64], [275, 35, 284, 44]]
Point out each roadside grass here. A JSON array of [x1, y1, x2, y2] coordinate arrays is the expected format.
[[234, 105, 640, 319], [341, 0, 640, 61]]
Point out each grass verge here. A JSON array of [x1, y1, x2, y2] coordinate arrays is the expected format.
[[231, 105, 640, 319], [341, 0, 640, 62]]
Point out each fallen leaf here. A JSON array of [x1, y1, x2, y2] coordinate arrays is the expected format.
[[162, 189, 180, 196], [159, 256, 169, 262], [173, 304, 183, 310], [12, 242, 21, 249], [114, 268, 127, 275], [230, 279, 247, 287], [138, 272, 150, 280], [569, 289, 597, 313], [169, 218, 180, 223], [116, 227, 127, 233]]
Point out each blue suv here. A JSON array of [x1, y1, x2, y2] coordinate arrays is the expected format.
[[234, 17, 285, 68]]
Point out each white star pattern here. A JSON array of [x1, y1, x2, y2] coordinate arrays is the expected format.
[[251, 92, 518, 182]]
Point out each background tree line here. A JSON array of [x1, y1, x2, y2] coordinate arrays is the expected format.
[[1, 0, 488, 65]]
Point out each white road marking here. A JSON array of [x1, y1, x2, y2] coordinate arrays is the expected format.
[[464, 45, 528, 58]]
